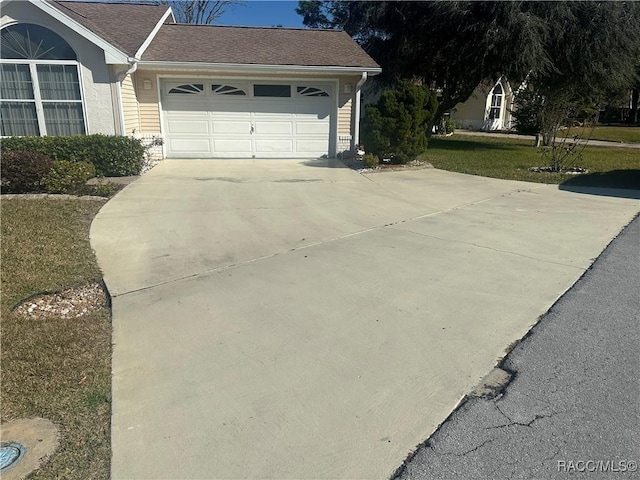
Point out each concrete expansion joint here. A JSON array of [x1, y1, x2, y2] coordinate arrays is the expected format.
[[392, 226, 585, 271]]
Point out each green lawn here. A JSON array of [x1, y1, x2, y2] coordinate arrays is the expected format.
[[590, 126, 640, 144], [422, 135, 640, 189], [1, 199, 111, 479]]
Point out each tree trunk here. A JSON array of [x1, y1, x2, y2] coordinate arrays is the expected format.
[[628, 87, 639, 125]]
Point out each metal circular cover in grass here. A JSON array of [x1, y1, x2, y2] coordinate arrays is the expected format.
[[0, 441, 26, 472]]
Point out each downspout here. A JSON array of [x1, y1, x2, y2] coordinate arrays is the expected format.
[[114, 58, 138, 136], [353, 72, 368, 149]]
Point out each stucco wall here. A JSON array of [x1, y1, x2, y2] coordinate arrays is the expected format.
[[1, 2, 117, 135]]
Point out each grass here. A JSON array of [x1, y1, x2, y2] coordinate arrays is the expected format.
[[422, 135, 640, 189], [590, 125, 640, 144], [1, 198, 111, 479]]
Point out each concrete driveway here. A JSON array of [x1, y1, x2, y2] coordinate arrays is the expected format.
[[90, 159, 639, 479]]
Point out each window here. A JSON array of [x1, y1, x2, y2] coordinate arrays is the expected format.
[[211, 84, 246, 96], [489, 83, 503, 120], [0, 24, 85, 136], [168, 83, 204, 94], [253, 84, 291, 98], [297, 86, 329, 97]]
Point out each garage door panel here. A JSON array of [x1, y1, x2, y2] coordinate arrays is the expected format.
[[296, 122, 330, 135], [167, 119, 210, 135], [255, 121, 293, 135], [252, 103, 295, 116], [295, 102, 332, 117], [164, 101, 211, 113], [254, 139, 294, 153], [168, 138, 212, 154], [212, 121, 252, 134], [213, 139, 253, 154], [209, 105, 252, 116]]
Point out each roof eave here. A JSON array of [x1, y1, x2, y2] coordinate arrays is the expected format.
[[34, 0, 130, 64], [137, 61, 381, 75]]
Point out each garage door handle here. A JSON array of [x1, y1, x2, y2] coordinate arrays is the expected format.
[[250, 123, 255, 134]]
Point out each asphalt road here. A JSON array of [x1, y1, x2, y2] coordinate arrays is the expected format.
[[395, 214, 640, 479]]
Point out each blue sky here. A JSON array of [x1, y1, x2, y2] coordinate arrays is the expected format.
[[215, 1, 305, 28]]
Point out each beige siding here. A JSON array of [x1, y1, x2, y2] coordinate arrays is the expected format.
[[121, 73, 140, 134], [450, 90, 489, 130], [337, 76, 360, 150], [134, 74, 161, 132], [338, 96, 352, 136]]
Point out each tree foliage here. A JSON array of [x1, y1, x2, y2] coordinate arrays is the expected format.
[[297, 1, 547, 131], [161, 0, 243, 24], [297, 1, 640, 135], [361, 80, 437, 164]]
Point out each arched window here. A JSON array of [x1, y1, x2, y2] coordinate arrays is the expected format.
[[488, 83, 503, 120], [1, 23, 86, 136]]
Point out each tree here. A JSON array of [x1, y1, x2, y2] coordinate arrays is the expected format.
[[161, 0, 243, 24], [361, 80, 437, 163], [296, 1, 640, 137], [296, 1, 547, 133], [518, 1, 640, 145]]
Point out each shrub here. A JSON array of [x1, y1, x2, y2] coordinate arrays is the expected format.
[[362, 153, 380, 168], [0, 135, 145, 176], [1, 151, 54, 193], [361, 80, 437, 164], [90, 179, 121, 198], [511, 88, 544, 135], [444, 118, 456, 134], [43, 160, 96, 194]]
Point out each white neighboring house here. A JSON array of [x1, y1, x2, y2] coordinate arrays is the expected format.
[[0, 0, 381, 159], [450, 77, 515, 131]]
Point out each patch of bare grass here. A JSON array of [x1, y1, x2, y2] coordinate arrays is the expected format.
[[1, 198, 111, 479]]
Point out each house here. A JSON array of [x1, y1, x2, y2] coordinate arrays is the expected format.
[[449, 77, 514, 131], [0, 0, 381, 159]]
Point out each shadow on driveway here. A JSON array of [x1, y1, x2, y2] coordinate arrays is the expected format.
[[559, 170, 640, 199]]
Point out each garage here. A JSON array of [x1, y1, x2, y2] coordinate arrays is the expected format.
[[161, 79, 335, 158]]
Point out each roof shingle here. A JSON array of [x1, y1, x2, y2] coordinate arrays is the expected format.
[[142, 24, 380, 69], [50, 1, 170, 56]]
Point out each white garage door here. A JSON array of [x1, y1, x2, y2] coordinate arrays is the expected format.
[[162, 80, 334, 158]]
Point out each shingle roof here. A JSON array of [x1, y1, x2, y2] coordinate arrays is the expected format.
[[50, 1, 170, 56], [141, 24, 380, 69]]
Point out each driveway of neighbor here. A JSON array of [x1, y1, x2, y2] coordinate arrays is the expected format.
[[90, 159, 639, 479]]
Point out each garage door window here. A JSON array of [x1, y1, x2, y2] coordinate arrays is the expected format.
[[168, 83, 204, 95], [254, 84, 291, 98], [211, 84, 246, 96], [297, 86, 329, 97]]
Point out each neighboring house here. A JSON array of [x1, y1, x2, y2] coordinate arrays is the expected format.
[[450, 77, 514, 131], [0, 0, 381, 159]]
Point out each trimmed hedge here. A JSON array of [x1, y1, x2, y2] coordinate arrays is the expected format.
[[0, 134, 144, 176], [43, 160, 97, 194], [1, 151, 54, 193]]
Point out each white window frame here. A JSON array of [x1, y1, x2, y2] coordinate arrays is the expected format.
[[488, 83, 503, 120], [0, 58, 88, 136]]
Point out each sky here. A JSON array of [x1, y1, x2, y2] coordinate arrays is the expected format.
[[215, 1, 306, 28]]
